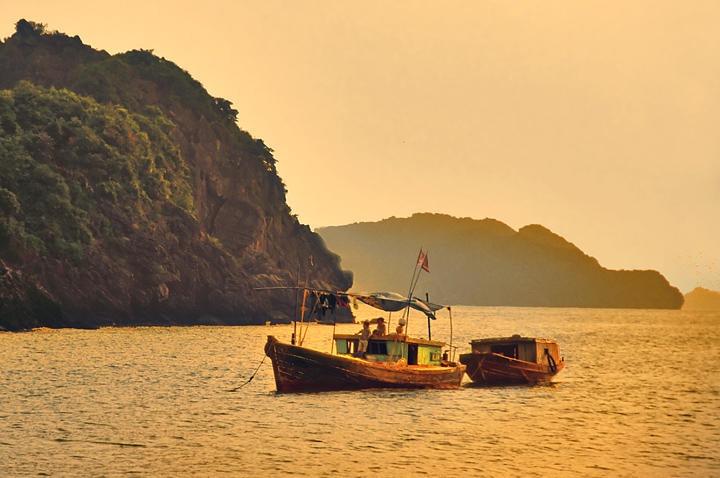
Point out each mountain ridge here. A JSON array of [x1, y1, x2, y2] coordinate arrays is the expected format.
[[317, 212, 683, 309]]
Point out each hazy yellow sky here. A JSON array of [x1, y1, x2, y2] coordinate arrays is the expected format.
[[2, 1, 718, 292]]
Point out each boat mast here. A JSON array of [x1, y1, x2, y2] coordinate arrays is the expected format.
[[297, 255, 313, 346], [426, 292, 431, 341], [448, 305, 453, 361], [405, 249, 428, 339], [292, 260, 301, 344], [404, 249, 423, 337]]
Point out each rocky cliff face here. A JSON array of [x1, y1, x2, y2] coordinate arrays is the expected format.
[[0, 20, 352, 331], [318, 213, 684, 309]]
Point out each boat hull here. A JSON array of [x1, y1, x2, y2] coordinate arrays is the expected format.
[[265, 336, 466, 393], [459, 352, 564, 385]]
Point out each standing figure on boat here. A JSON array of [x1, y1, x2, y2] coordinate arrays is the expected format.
[[395, 318, 406, 337], [372, 317, 386, 337], [356, 320, 371, 357]]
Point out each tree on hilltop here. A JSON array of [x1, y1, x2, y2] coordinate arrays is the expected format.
[[15, 19, 46, 36]]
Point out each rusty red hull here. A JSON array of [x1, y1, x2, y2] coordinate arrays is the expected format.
[[265, 336, 465, 393], [459, 352, 564, 385]]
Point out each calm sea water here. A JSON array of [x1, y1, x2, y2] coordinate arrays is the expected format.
[[1, 306, 719, 477]]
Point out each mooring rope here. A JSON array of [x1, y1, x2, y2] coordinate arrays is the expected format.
[[228, 354, 267, 392]]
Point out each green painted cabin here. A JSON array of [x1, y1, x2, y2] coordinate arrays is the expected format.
[[333, 334, 445, 366]]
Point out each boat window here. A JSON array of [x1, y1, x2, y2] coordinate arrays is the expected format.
[[491, 344, 518, 359], [368, 341, 387, 355]]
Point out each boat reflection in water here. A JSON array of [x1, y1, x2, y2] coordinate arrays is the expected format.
[[460, 335, 564, 385], [264, 291, 465, 393]]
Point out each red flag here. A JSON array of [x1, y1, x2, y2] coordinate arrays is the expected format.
[[417, 249, 426, 266], [421, 253, 430, 273]]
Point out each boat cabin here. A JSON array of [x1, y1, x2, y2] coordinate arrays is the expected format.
[[469, 335, 560, 365], [333, 334, 445, 366]]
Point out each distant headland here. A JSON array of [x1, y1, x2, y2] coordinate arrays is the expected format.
[[683, 287, 720, 311], [317, 213, 684, 309], [0, 20, 352, 331]]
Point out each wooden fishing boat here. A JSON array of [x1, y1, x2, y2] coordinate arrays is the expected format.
[[262, 289, 465, 393], [459, 335, 564, 385], [261, 250, 465, 393], [265, 334, 465, 392]]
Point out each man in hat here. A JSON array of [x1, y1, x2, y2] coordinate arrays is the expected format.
[[395, 317, 406, 337], [372, 317, 386, 337]]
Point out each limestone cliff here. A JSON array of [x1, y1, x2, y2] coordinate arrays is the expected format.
[[317, 213, 684, 309], [0, 20, 352, 331]]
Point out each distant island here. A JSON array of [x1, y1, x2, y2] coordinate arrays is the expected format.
[[683, 287, 720, 311], [0, 20, 352, 331], [317, 213, 684, 309]]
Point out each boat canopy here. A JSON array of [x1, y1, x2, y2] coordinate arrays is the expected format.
[[355, 291, 444, 319]]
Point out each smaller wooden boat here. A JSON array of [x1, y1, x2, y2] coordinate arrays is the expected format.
[[459, 335, 564, 385]]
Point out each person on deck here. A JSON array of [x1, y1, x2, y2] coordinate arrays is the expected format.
[[395, 318, 406, 336], [372, 317, 386, 337], [356, 320, 371, 357]]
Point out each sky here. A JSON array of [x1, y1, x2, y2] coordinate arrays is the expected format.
[[2, 1, 718, 293]]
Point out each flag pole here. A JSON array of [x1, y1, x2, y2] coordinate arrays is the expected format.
[[426, 292, 431, 341], [448, 306, 454, 361], [408, 249, 428, 299], [404, 248, 425, 337], [404, 249, 422, 320], [409, 266, 423, 298], [405, 251, 422, 304], [407, 249, 430, 340]]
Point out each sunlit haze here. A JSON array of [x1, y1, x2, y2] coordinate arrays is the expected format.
[[2, 0, 718, 292]]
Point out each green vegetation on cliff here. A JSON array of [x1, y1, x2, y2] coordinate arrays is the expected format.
[[0, 81, 192, 262], [0, 19, 351, 331], [318, 213, 684, 309]]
